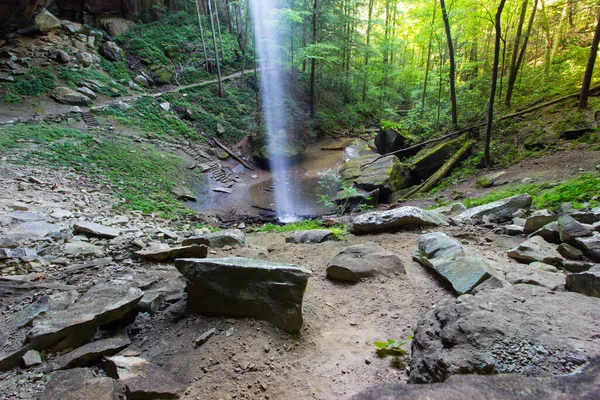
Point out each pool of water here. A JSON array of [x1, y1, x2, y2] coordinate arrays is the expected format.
[[187, 137, 368, 217]]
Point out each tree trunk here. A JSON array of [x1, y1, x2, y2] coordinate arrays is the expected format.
[[579, 12, 600, 109], [361, 0, 374, 102], [539, 0, 552, 75], [310, 0, 318, 119], [422, 0, 437, 112], [485, 0, 507, 169], [505, 0, 528, 107], [194, 0, 210, 70], [208, 0, 223, 97], [440, 0, 458, 130], [212, 0, 225, 62], [551, 0, 571, 61]]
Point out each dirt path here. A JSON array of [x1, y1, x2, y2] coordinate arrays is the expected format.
[[0, 69, 256, 126]]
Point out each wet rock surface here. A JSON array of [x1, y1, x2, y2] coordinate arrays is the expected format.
[[456, 194, 532, 223]]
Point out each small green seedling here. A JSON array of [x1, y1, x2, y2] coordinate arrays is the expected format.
[[374, 339, 408, 358]]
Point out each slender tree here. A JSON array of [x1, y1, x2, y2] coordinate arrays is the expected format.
[[212, 0, 226, 62], [310, 0, 318, 119], [208, 0, 223, 96], [422, 0, 437, 112], [194, 0, 210, 70], [361, 0, 374, 102], [485, 0, 508, 169], [440, 0, 458, 130], [579, 11, 600, 109]]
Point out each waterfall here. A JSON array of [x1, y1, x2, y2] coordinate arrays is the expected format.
[[250, 0, 297, 222]]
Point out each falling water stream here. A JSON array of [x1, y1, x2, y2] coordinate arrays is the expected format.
[[249, 0, 296, 222]]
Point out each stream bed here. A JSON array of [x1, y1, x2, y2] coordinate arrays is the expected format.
[[187, 137, 371, 217]]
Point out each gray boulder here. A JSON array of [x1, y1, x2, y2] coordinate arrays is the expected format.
[[52, 335, 131, 371], [558, 214, 593, 243], [74, 221, 120, 238], [104, 356, 184, 399], [523, 210, 556, 234], [8, 221, 63, 238], [504, 263, 565, 291], [529, 221, 561, 244], [100, 41, 124, 62], [507, 236, 564, 267], [40, 368, 119, 400], [558, 243, 584, 260], [432, 203, 467, 218], [351, 206, 447, 235], [35, 9, 61, 33], [51, 87, 93, 106], [77, 52, 93, 68], [574, 235, 600, 262], [175, 258, 311, 332], [326, 242, 405, 283], [352, 357, 600, 400], [285, 230, 335, 244], [413, 232, 497, 295], [562, 260, 595, 273], [409, 285, 600, 383], [182, 230, 247, 248], [133, 244, 207, 262], [456, 194, 532, 223], [340, 154, 411, 196], [566, 265, 600, 298]]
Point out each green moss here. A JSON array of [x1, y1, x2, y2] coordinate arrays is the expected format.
[[252, 220, 347, 240], [462, 173, 600, 211], [0, 124, 197, 217], [58, 67, 127, 96], [3, 67, 56, 98]]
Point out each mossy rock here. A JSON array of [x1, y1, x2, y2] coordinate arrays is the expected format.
[[340, 154, 412, 196], [410, 136, 468, 181], [150, 64, 174, 84], [252, 141, 306, 170]]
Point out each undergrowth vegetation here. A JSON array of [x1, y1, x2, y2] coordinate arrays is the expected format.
[[1, 67, 57, 103], [252, 220, 347, 240], [0, 124, 198, 217]]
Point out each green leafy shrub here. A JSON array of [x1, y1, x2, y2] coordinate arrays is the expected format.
[[10, 67, 56, 96]]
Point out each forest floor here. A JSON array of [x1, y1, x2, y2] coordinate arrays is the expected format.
[[5, 142, 597, 399]]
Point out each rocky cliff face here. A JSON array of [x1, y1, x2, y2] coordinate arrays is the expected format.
[[0, 0, 51, 37], [0, 0, 175, 38]]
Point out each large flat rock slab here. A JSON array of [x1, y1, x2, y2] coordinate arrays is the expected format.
[[285, 229, 335, 244], [105, 356, 185, 399], [340, 154, 411, 195], [73, 221, 121, 239], [507, 235, 565, 267], [326, 242, 405, 283], [456, 194, 532, 223], [133, 244, 208, 262], [175, 258, 311, 332], [352, 357, 600, 400], [409, 285, 600, 383], [413, 232, 496, 295], [182, 230, 247, 248], [26, 285, 143, 355], [351, 206, 447, 235], [40, 368, 119, 400], [52, 335, 131, 371]]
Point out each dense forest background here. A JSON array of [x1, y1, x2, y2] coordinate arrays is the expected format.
[[173, 0, 600, 136]]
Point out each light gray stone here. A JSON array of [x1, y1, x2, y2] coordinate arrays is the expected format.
[[35, 9, 62, 33], [73, 221, 120, 239], [104, 356, 185, 399], [456, 194, 532, 223], [558, 214, 593, 243], [351, 206, 447, 235], [523, 210, 557, 234], [22, 350, 42, 367], [182, 230, 247, 248], [528, 221, 561, 244], [327, 242, 405, 283], [52, 335, 131, 371], [175, 257, 311, 332], [51, 87, 93, 106], [40, 368, 119, 400], [413, 232, 497, 295], [285, 230, 335, 244], [574, 236, 600, 262], [507, 236, 564, 267], [133, 244, 207, 262]]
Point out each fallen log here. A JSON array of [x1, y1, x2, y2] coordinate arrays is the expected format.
[[212, 138, 255, 171], [396, 138, 475, 203]]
